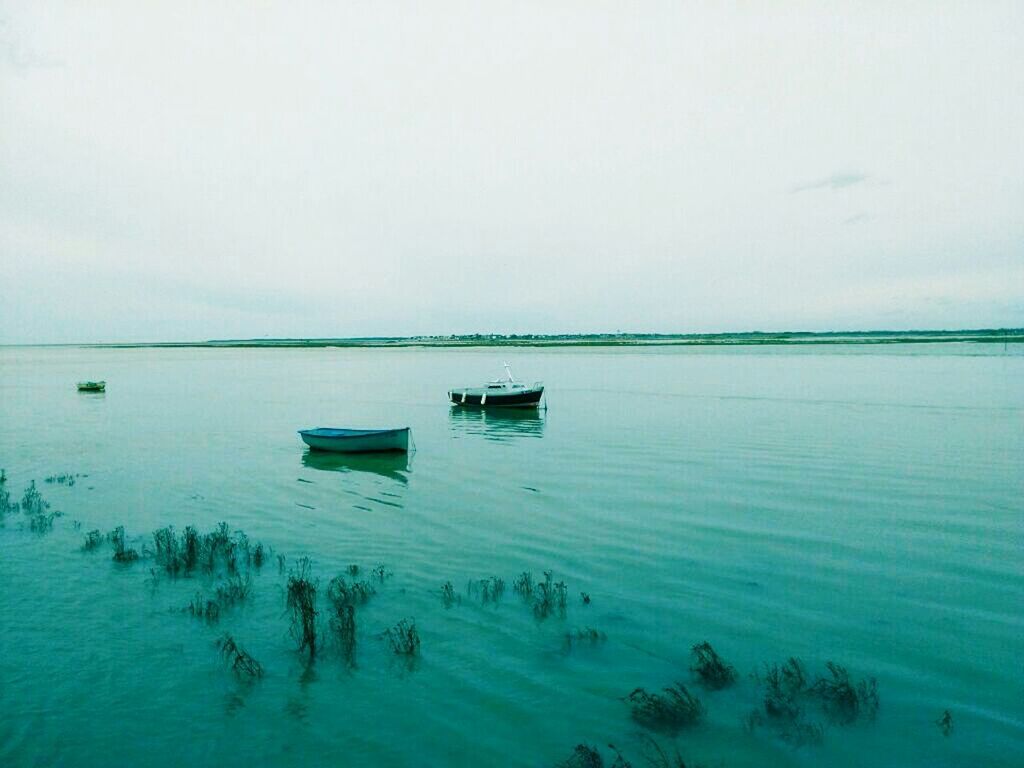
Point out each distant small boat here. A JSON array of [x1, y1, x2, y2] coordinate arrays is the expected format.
[[77, 381, 106, 392], [298, 427, 411, 453], [449, 364, 543, 408]]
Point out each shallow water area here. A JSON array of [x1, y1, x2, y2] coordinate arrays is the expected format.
[[1, 343, 1022, 767]]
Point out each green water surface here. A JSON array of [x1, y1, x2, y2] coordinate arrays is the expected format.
[[0, 344, 1021, 766]]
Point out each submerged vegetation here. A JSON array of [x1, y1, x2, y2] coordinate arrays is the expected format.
[[811, 661, 879, 724], [564, 627, 607, 652], [327, 574, 375, 608], [513, 569, 568, 619], [467, 576, 505, 603], [109, 525, 140, 562], [745, 657, 822, 747], [20, 481, 49, 516], [638, 735, 698, 768], [151, 523, 271, 579], [383, 618, 420, 656], [0, 470, 16, 519], [557, 744, 606, 768], [286, 557, 319, 658], [440, 581, 460, 608], [330, 602, 358, 667], [0, 473, 896, 762], [690, 641, 736, 690], [20, 480, 59, 532], [28, 507, 59, 532], [625, 684, 704, 734], [556, 738, 711, 768], [746, 657, 880, 746], [326, 572, 375, 666], [557, 744, 634, 768], [513, 570, 534, 597], [215, 573, 252, 609], [188, 593, 222, 624], [534, 571, 569, 619], [216, 633, 263, 679]]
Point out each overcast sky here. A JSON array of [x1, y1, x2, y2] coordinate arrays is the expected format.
[[1, 1, 1022, 342]]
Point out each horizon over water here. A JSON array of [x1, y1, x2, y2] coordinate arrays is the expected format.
[[1, 343, 1021, 766], [3, 326, 1023, 348]]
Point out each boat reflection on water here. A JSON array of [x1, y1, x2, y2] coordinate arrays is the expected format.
[[300, 450, 411, 484], [448, 406, 546, 441]]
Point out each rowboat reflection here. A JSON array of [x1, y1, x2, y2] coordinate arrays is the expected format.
[[300, 449, 411, 483], [448, 406, 546, 441]]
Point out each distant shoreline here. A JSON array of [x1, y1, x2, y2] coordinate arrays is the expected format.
[[57, 329, 1024, 349]]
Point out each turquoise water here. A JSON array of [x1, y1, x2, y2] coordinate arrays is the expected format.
[[0, 344, 1021, 767]]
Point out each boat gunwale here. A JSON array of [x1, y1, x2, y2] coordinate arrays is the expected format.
[[298, 427, 410, 439]]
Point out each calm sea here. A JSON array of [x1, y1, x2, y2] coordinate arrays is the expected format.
[[0, 344, 1021, 767]]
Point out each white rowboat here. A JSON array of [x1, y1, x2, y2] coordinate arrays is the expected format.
[[298, 427, 410, 453]]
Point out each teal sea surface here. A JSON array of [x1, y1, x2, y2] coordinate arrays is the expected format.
[[1, 344, 1021, 766]]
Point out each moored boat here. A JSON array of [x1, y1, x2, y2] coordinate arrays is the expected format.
[[449, 364, 544, 408], [298, 427, 410, 453], [77, 381, 106, 392]]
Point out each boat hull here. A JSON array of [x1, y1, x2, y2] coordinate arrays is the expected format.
[[299, 428, 410, 453], [448, 387, 544, 408]]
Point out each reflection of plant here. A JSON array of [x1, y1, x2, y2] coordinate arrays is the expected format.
[[82, 529, 103, 551]]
